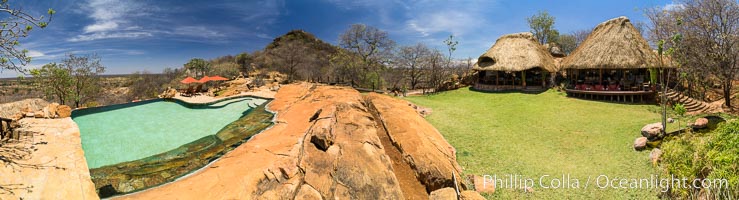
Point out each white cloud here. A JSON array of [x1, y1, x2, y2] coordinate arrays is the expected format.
[[84, 21, 119, 33], [72, 0, 152, 41], [256, 33, 272, 39], [406, 11, 478, 37], [173, 26, 225, 38], [663, 3, 684, 11], [68, 32, 153, 42], [27, 50, 45, 58]]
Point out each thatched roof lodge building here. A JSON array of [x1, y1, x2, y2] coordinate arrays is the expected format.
[[473, 32, 557, 91], [561, 16, 670, 102]]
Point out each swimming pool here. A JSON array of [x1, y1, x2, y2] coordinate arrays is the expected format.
[[73, 97, 268, 168], [73, 97, 275, 197]]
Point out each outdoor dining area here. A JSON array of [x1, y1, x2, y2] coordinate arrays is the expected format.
[[179, 75, 229, 97], [560, 16, 672, 103], [473, 32, 556, 92], [564, 68, 657, 102]]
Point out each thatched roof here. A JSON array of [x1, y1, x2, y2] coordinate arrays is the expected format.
[[473, 32, 557, 72], [562, 16, 662, 69]]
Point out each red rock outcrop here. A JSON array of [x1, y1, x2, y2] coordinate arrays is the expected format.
[[117, 83, 475, 199]]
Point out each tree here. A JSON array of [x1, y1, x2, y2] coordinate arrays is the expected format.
[[527, 11, 559, 45], [329, 50, 362, 84], [339, 24, 395, 88], [63, 54, 105, 108], [30, 54, 105, 108], [30, 63, 71, 104], [424, 49, 445, 91], [647, 0, 739, 108], [677, 0, 739, 108], [444, 35, 458, 67], [397, 43, 432, 89], [184, 58, 210, 77], [0, 3, 55, 73], [235, 52, 252, 75], [571, 29, 591, 47], [557, 34, 577, 55], [271, 41, 308, 82]]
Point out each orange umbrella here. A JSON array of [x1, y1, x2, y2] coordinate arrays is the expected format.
[[208, 75, 229, 81], [180, 77, 199, 84], [198, 76, 211, 83]]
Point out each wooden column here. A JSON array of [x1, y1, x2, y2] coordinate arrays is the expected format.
[[599, 69, 603, 85], [495, 71, 499, 86], [522, 71, 526, 87], [542, 72, 546, 87]]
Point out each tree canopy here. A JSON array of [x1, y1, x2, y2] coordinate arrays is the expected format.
[[0, 2, 55, 73], [527, 11, 559, 45]]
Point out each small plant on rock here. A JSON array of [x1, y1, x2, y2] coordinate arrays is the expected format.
[[673, 103, 687, 129]]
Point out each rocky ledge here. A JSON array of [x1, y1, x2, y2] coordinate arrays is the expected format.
[[118, 83, 481, 199]]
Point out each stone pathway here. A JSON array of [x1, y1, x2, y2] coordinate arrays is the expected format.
[[0, 118, 98, 200]]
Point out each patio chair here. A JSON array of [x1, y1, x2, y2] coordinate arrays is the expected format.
[[182, 86, 196, 97], [594, 85, 604, 91], [194, 85, 203, 96], [608, 84, 619, 91]]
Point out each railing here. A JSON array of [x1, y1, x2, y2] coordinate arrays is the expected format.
[[473, 83, 544, 91]]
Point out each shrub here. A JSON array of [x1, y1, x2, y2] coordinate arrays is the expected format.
[[660, 120, 739, 198]]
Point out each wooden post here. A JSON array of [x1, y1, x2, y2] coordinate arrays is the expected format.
[[496, 71, 499, 86], [599, 68, 603, 85], [542, 71, 546, 87], [522, 71, 526, 88]]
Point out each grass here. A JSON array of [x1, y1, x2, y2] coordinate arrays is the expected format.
[[405, 87, 668, 199]]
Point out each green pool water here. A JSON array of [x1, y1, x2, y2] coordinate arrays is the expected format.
[[73, 97, 268, 168]]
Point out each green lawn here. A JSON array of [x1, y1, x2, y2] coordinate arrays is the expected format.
[[406, 88, 665, 199]]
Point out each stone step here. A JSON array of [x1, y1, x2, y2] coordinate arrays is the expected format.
[[685, 104, 703, 111], [666, 92, 680, 99], [684, 101, 700, 107]]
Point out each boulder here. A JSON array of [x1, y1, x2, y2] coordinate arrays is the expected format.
[[693, 118, 708, 129], [367, 93, 468, 192], [640, 123, 663, 140], [471, 175, 495, 194], [634, 137, 648, 151], [0, 98, 49, 120], [1, 120, 7, 133], [429, 187, 457, 200], [34, 111, 45, 118], [159, 88, 177, 98], [650, 148, 662, 164], [57, 105, 72, 118], [460, 191, 485, 200], [11, 113, 24, 121], [47, 103, 60, 118], [25, 112, 34, 118], [21, 103, 32, 113]]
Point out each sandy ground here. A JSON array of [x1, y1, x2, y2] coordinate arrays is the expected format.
[[173, 90, 276, 104], [0, 118, 98, 200]]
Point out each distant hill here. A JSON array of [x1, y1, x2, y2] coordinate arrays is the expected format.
[[264, 30, 340, 54]]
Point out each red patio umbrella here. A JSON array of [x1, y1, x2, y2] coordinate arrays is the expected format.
[[198, 76, 211, 83], [207, 75, 229, 81], [180, 77, 199, 84]]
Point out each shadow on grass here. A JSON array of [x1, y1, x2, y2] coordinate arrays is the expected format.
[[467, 87, 548, 95]]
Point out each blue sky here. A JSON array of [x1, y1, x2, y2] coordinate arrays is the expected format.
[[2, 0, 676, 78]]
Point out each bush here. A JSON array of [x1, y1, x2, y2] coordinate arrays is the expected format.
[[660, 120, 739, 198]]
